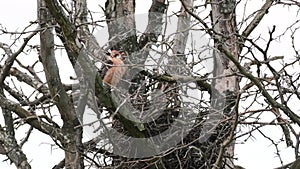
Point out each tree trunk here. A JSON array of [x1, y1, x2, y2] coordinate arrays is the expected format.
[[38, 0, 84, 168], [105, 0, 138, 53], [210, 0, 239, 168]]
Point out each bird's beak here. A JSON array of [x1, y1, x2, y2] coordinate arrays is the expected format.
[[121, 55, 127, 61], [120, 51, 128, 60]]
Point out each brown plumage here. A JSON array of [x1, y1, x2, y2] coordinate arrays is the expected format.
[[101, 50, 127, 86]]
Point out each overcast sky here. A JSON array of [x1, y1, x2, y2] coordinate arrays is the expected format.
[[0, 0, 299, 168]]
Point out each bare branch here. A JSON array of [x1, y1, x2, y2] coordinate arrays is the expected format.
[[138, 0, 167, 49], [173, 0, 193, 55], [52, 159, 65, 169], [242, 0, 274, 38], [39, 0, 76, 122], [0, 127, 31, 169], [220, 44, 300, 125], [180, 0, 212, 35], [0, 94, 60, 136], [44, 0, 81, 65], [0, 30, 38, 84]]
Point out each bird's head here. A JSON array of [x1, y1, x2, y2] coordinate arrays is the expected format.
[[110, 50, 127, 60]]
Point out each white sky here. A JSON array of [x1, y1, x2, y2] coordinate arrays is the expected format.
[[0, 0, 299, 168]]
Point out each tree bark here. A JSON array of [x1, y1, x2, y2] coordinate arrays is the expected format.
[[105, 0, 138, 53], [38, 0, 84, 168], [0, 107, 31, 169], [210, 0, 239, 168]]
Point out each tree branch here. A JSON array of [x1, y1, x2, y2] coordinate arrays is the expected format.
[[0, 127, 31, 169], [219, 44, 300, 126], [39, 0, 76, 122], [173, 0, 193, 55], [0, 30, 38, 84], [242, 0, 274, 38], [0, 94, 61, 136], [180, 0, 212, 35], [138, 0, 167, 49], [140, 69, 211, 92], [44, 0, 81, 65]]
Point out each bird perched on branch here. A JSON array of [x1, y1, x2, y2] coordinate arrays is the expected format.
[[100, 50, 127, 87]]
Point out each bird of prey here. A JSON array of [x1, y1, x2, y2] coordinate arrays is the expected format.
[[100, 50, 127, 86]]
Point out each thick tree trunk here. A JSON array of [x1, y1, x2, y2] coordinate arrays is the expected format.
[[105, 0, 138, 53], [38, 1, 84, 168], [210, 0, 239, 168]]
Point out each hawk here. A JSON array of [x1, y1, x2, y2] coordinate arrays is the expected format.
[[100, 50, 127, 86]]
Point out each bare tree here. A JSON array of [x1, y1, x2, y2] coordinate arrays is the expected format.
[[0, 0, 300, 169]]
